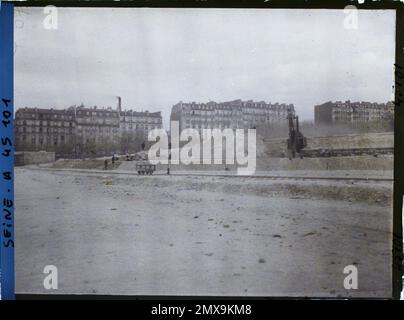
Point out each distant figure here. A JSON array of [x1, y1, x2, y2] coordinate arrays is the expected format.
[[111, 156, 115, 164], [104, 159, 108, 170], [141, 141, 146, 151], [167, 167, 170, 175]]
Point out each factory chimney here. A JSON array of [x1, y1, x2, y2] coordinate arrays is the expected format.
[[117, 96, 122, 113]]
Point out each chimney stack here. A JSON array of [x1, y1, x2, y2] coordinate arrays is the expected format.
[[117, 96, 122, 113]]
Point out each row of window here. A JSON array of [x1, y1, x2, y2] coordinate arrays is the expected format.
[[77, 111, 118, 118], [77, 128, 119, 134], [185, 115, 285, 123], [18, 135, 66, 144], [121, 118, 161, 124], [186, 109, 288, 116], [334, 117, 389, 122], [18, 127, 73, 134], [121, 125, 159, 130], [16, 120, 74, 127], [18, 113, 74, 120]]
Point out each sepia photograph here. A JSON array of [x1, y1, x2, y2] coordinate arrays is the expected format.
[[11, 6, 396, 298]]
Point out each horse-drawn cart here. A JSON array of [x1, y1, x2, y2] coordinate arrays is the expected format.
[[136, 161, 156, 175]]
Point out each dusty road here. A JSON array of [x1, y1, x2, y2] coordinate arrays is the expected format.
[[15, 167, 393, 297]]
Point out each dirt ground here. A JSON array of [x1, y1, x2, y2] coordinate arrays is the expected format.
[[15, 167, 393, 297]]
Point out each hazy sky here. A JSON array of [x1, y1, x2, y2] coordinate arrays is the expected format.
[[14, 7, 395, 128]]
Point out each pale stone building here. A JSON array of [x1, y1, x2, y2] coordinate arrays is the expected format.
[[170, 99, 294, 133], [15, 102, 163, 157], [314, 100, 394, 127]]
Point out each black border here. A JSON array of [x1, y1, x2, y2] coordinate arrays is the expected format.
[[7, 0, 404, 9], [7, 0, 404, 300]]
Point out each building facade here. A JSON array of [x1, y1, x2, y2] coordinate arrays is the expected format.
[[75, 105, 120, 145], [15, 103, 163, 157], [14, 107, 76, 153], [314, 100, 394, 127], [170, 99, 294, 133], [119, 110, 163, 137]]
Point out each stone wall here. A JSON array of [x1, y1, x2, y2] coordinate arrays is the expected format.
[[15, 151, 55, 166], [264, 132, 393, 157]]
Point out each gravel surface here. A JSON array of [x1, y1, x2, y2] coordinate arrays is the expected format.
[[15, 167, 393, 297]]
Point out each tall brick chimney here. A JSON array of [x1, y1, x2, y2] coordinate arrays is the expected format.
[[117, 96, 122, 113]]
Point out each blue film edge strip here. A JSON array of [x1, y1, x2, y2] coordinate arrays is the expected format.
[[0, 1, 15, 300]]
